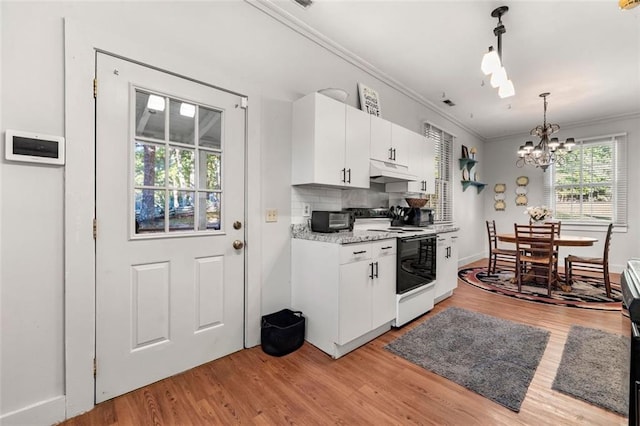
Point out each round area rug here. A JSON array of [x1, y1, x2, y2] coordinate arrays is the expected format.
[[458, 267, 622, 311]]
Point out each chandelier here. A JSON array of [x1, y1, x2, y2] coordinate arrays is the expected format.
[[516, 92, 575, 172], [480, 6, 515, 99]]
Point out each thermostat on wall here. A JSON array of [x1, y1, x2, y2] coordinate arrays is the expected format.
[[5, 129, 65, 165]]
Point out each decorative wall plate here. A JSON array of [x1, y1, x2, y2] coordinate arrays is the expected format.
[[516, 176, 529, 186], [494, 183, 506, 193], [494, 200, 506, 211], [494, 193, 505, 201], [515, 186, 528, 195], [515, 194, 528, 206], [462, 169, 470, 181]]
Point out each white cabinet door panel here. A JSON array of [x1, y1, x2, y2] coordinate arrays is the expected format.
[[372, 254, 396, 329], [313, 95, 346, 186], [370, 115, 392, 163], [345, 106, 371, 188], [390, 124, 410, 168], [338, 261, 372, 345]]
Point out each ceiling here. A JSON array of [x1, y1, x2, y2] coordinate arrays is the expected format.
[[266, 0, 640, 140]]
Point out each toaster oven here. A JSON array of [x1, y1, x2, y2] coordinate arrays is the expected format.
[[311, 211, 354, 233]]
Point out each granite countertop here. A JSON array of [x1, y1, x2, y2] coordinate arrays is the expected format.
[[428, 225, 460, 234], [291, 224, 459, 244], [291, 227, 398, 244]]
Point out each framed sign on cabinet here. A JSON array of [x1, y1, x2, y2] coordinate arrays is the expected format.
[[357, 83, 381, 117]]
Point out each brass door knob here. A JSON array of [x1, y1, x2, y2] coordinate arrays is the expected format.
[[233, 221, 242, 230], [233, 240, 244, 250]]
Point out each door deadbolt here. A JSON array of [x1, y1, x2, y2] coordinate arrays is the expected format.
[[233, 221, 242, 230], [233, 240, 244, 250]]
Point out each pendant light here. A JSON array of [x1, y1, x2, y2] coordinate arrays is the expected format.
[[481, 6, 515, 99]]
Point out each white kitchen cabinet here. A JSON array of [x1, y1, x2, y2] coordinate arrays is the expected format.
[[371, 243, 396, 329], [435, 232, 459, 303], [369, 116, 409, 168], [291, 238, 396, 358], [385, 133, 436, 194], [345, 105, 371, 188], [292, 92, 370, 188]]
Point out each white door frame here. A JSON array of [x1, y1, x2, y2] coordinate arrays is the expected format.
[[64, 18, 263, 418]]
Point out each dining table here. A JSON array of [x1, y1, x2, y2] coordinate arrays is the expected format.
[[496, 233, 598, 291], [496, 233, 598, 247]]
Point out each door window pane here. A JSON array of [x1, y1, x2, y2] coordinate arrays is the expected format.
[[169, 99, 195, 145], [135, 189, 165, 234], [134, 142, 165, 187], [199, 192, 221, 230], [199, 151, 221, 190], [199, 106, 222, 150], [168, 191, 195, 232], [135, 91, 165, 140], [168, 148, 195, 188]]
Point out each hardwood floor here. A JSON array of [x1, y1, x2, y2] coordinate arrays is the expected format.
[[61, 259, 629, 425]]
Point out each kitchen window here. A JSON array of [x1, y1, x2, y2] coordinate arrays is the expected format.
[[544, 133, 627, 229], [424, 123, 453, 223]]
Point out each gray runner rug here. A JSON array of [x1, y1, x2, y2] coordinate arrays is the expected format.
[[552, 325, 629, 415], [385, 307, 549, 412]]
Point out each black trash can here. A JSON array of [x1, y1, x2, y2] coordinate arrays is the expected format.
[[261, 309, 305, 357]]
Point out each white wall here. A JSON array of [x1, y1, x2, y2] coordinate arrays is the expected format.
[[1, 6, 67, 423], [0, 1, 486, 424], [483, 114, 640, 272]]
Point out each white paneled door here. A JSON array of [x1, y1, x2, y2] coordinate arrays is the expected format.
[[95, 53, 245, 402]]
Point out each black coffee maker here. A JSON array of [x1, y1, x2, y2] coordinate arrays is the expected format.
[[404, 208, 434, 227]]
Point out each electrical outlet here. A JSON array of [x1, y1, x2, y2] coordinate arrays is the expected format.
[[266, 209, 278, 223], [302, 204, 311, 217]]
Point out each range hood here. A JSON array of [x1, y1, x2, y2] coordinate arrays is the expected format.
[[369, 159, 418, 184]]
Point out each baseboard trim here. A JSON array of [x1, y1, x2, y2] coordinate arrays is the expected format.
[[0, 395, 66, 426], [458, 253, 485, 268]]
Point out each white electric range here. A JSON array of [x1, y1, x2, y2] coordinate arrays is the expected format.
[[347, 208, 437, 327]]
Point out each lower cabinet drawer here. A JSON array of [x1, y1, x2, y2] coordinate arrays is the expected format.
[[372, 239, 396, 258], [340, 242, 372, 264]]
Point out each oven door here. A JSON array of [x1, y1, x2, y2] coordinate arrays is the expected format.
[[396, 235, 436, 294]]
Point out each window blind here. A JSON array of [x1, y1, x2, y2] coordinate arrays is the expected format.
[[425, 123, 453, 223], [544, 134, 627, 227]]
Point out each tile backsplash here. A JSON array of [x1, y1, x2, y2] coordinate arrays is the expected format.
[[291, 184, 390, 224]]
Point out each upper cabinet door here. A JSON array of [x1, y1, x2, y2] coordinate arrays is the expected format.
[[385, 130, 436, 194], [313, 95, 347, 185], [345, 106, 371, 189], [390, 124, 410, 168], [292, 93, 346, 186], [370, 115, 392, 163]]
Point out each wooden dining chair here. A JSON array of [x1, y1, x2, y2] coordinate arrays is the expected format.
[[514, 223, 558, 296], [529, 218, 561, 236], [486, 220, 518, 274], [529, 219, 561, 259], [564, 223, 614, 297]]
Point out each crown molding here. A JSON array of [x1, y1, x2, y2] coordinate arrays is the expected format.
[[246, 0, 486, 141], [489, 111, 640, 142]]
